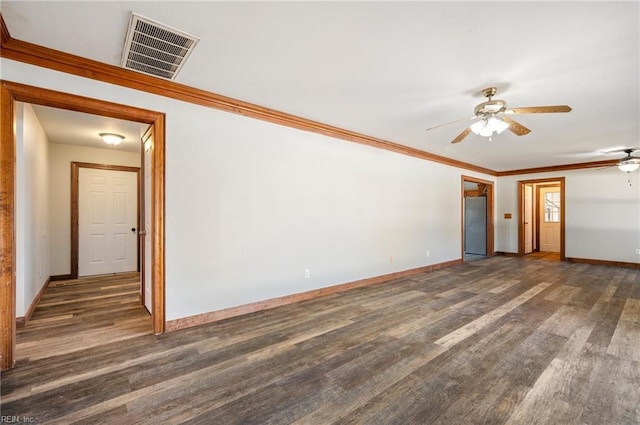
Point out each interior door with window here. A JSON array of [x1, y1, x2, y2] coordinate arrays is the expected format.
[[539, 186, 561, 252]]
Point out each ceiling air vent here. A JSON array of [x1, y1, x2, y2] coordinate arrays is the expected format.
[[121, 13, 199, 80]]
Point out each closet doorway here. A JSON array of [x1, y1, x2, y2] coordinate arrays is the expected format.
[[461, 176, 494, 261]]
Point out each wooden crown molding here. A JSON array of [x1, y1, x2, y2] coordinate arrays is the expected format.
[[0, 13, 10, 45], [0, 13, 620, 178], [496, 159, 619, 176], [0, 13, 494, 176]]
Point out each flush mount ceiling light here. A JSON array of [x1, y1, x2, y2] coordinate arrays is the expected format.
[[99, 133, 125, 145]]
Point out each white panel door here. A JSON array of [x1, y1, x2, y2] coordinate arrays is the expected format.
[[79, 168, 138, 276], [539, 187, 561, 253]]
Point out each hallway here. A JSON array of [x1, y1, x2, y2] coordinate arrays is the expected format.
[[15, 272, 151, 364]]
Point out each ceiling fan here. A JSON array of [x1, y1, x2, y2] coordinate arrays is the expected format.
[[426, 87, 572, 144], [610, 148, 640, 173]]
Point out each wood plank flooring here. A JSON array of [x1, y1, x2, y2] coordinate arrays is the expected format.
[[1, 257, 639, 424]]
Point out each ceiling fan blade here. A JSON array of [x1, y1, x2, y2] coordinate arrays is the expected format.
[[425, 116, 476, 132], [502, 116, 531, 136], [451, 127, 472, 144], [506, 105, 572, 114]]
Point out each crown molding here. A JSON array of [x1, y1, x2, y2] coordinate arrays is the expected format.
[[0, 13, 497, 176], [0, 13, 621, 178], [496, 159, 619, 176], [0, 16, 10, 45]]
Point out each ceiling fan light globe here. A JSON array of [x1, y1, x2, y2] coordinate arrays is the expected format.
[[479, 127, 494, 137], [486, 116, 509, 134], [469, 120, 485, 135], [618, 161, 640, 172]]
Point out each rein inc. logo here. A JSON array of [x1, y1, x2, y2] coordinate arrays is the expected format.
[[1, 417, 35, 423]]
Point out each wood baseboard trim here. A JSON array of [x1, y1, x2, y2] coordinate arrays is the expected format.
[[166, 259, 462, 332], [565, 257, 640, 269], [49, 274, 73, 282], [16, 277, 50, 328], [494, 251, 518, 257]]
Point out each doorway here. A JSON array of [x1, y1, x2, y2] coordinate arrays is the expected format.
[[518, 177, 565, 260], [72, 163, 141, 278], [0, 81, 166, 370], [461, 176, 494, 261]]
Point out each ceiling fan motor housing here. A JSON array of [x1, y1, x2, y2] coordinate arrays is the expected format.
[[474, 99, 507, 117]]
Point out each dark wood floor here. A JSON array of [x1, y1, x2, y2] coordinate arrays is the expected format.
[[2, 257, 639, 424]]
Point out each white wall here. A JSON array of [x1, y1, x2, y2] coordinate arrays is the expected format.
[[2, 58, 494, 321], [48, 143, 140, 275], [497, 169, 640, 263], [15, 103, 50, 317]]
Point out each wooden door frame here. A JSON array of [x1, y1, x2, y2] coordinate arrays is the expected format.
[[517, 177, 565, 259], [523, 183, 534, 254], [1, 80, 166, 370], [71, 162, 141, 279], [535, 183, 561, 253], [461, 175, 495, 259], [140, 126, 152, 310]]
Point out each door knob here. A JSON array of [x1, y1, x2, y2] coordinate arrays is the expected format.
[[131, 227, 136, 233]]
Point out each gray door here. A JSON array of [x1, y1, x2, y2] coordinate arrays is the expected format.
[[465, 197, 487, 255]]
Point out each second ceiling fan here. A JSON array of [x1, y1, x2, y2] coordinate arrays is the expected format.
[[426, 87, 572, 144]]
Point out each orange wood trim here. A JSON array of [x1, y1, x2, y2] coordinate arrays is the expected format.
[[560, 179, 566, 261], [0, 82, 16, 371], [535, 183, 561, 253], [517, 182, 524, 256], [151, 120, 166, 334], [461, 176, 495, 258], [517, 177, 565, 260], [139, 127, 152, 308], [166, 259, 462, 332], [49, 274, 72, 282], [16, 277, 50, 328], [70, 162, 141, 279], [497, 159, 617, 176], [0, 13, 10, 45], [0, 81, 162, 123], [565, 257, 640, 269], [0, 14, 620, 178], [0, 80, 166, 370], [494, 251, 518, 257], [535, 184, 541, 252], [0, 20, 495, 176], [70, 164, 78, 279]]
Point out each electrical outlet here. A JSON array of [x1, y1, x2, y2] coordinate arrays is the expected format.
[[304, 269, 310, 278], [426, 250, 430, 258], [635, 248, 640, 255], [390, 256, 393, 263]]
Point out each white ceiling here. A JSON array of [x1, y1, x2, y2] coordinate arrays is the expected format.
[[2, 1, 639, 171], [30, 105, 146, 153]]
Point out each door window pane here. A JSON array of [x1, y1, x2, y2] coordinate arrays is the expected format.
[[545, 192, 560, 222]]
